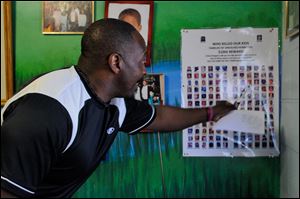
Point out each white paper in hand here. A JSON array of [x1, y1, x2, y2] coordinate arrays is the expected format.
[[213, 110, 265, 134]]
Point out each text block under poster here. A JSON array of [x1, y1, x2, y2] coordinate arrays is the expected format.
[[181, 28, 280, 157]]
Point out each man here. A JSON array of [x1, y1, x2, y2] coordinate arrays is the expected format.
[[1, 18, 235, 198], [141, 79, 149, 101], [118, 8, 142, 32]]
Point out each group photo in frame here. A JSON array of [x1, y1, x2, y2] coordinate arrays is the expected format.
[[105, 1, 154, 66], [134, 74, 165, 106], [42, 1, 94, 34]]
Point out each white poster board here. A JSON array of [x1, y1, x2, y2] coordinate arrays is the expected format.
[[181, 28, 280, 157]]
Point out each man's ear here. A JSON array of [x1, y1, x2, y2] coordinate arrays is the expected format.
[[108, 53, 121, 74]]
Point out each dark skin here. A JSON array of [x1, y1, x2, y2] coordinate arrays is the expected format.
[[79, 30, 235, 132], [1, 23, 235, 198], [1, 189, 16, 198]]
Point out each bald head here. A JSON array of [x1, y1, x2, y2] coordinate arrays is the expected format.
[[78, 18, 145, 72]]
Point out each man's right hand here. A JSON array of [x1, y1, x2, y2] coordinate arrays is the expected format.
[[212, 101, 236, 122]]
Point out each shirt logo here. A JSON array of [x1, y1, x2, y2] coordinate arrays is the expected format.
[[106, 127, 115, 135]]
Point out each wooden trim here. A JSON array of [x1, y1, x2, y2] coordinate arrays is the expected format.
[[1, 1, 14, 106]]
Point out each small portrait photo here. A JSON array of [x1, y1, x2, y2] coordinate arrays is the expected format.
[[257, 34, 262, 42], [42, 1, 94, 34], [261, 73, 266, 78], [268, 66, 274, 71], [105, 1, 154, 66], [134, 74, 165, 105], [232, 66, 237, 72], [269, 72, 274, 78], [222, 65, 227, 71]]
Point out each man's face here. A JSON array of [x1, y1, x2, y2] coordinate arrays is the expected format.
[[121, 15, 142, 32], [118, 35, 146, 97]]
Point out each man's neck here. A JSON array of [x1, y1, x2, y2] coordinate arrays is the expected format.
[[76, 66, 116, 104]]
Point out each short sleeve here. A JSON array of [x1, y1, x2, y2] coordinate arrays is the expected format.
[[1, 94, 72, 197], [119, 98, 156, 135]]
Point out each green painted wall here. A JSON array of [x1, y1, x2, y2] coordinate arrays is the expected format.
[[12, 1, 282, 198]]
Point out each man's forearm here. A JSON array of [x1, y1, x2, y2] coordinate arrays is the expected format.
[[146, 105, 208, 132]]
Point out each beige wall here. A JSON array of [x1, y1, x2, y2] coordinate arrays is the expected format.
[[280, 2, 299, 198]]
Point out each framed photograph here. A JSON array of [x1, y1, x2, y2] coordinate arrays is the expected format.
[[1, 1, 14, 106], [134, 74, 165, 105], [105, 1, 154, 66], [285, 1, 299, 38], [42, 1, 94, 34]]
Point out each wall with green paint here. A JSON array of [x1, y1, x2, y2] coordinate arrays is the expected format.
[[12, 1, 282, 198]]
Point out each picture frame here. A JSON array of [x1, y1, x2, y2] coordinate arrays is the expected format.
[[42, 1, 94, 34], [1, 1, 14, 106], [285, 1, 299, 38], [104, 1, 154, 66], [134, 74, 165, 106]]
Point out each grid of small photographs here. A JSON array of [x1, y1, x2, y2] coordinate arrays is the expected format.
[[185, 65, 276, 151]]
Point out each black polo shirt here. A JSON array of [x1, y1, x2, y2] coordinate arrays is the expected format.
[[1, 66, 156, 198]]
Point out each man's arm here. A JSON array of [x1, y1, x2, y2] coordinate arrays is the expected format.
[[1, 189, 17, 198], [145, 101, 235, 132]]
